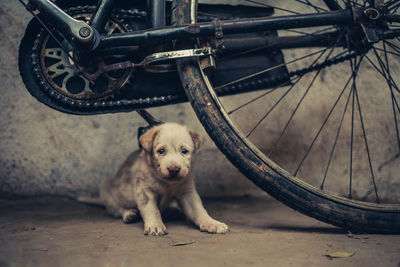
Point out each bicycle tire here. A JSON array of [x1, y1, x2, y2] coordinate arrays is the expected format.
[[172, 0, 400, 234]]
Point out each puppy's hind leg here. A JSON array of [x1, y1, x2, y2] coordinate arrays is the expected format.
[[100, 181, 136, 222], [122, 208, 140, 224]]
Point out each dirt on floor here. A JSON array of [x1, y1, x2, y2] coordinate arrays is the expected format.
[[0, 196, 399, 267]]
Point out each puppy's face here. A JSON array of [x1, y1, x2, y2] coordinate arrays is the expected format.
[[139, 123, 201, 181]]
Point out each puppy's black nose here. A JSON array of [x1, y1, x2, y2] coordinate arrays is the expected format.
[[167, 166, 181, 177]]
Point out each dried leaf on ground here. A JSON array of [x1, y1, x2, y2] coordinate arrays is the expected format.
[[324, 251, 355, 259], [346, 231, 354, 238], [173, 240, 196, 247]]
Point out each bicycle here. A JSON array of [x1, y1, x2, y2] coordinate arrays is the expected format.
[[18, 0, 400, 233]]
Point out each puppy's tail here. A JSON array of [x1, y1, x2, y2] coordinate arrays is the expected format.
[[76, 196, 104, 207]]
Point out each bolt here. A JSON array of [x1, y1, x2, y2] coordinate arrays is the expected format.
[[364, 8, 380, 20], [79, 27, 92, 38], [220, 45, 226, 50]]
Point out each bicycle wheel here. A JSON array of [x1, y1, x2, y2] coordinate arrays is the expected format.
[[173, 0, 400, 233]]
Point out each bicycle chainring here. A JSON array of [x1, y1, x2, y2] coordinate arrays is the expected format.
[[38, 10, 132, 101], [25, 6, 183, 113]]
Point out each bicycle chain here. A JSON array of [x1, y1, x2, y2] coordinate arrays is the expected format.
[[31, 6, 180, 109], [217, 51, 362, 94], [31, 5, 360, 109]]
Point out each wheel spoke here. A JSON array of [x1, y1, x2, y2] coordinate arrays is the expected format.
[[385, 0, 400, 9], [348, 47, 380, 202], [390, 87, 400, 152], [366, 50, 400, 94], [348, 54, 358, 200], [228, 79, 294, 115], [246, 45, 335, 138], [214, 48, 328, 91], [384, 40, 400, 54], [107, 24, 119, 34], [197, 12, 230, 20], [321, 79, 353, 190], [294, 0, 328, 12], [244, 0, 300, 14], [294, 62, 357, 176], [374, 46, 400, 57], [218, 27, 337, 63], [266, 31, 347, 158], [354, 80, 380, 203], [382, 42, 400, 151], [245, 77, 300, 138], [389, 2, 400, 12], [366, 50, 400, 150], [365, 55, 400, 93], [266, 67, 322, 156]]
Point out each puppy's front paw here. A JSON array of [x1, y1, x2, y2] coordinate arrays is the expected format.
[[144, 223, 168, 236], [199, 220, 229, 234]]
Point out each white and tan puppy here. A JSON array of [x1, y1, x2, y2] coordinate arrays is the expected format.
[[99, 122, 228, 236]]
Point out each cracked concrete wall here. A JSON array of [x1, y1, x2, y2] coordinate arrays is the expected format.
[[1, 0, 399, 202]]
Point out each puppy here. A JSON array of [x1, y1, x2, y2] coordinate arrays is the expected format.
[[99, 122, 228, 236]]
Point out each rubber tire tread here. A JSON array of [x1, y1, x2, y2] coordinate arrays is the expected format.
[[172, 0, 400, 234]]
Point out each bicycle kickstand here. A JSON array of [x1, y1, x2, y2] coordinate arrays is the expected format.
[[136, 109, 163, 149]]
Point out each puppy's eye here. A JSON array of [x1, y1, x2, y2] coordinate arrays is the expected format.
[[157, 148, 165, 155], [181, 148, 189, 155]]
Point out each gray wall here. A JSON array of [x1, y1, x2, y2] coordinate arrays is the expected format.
[[0, 0, 262, 198], [1, 0, 399, 202]]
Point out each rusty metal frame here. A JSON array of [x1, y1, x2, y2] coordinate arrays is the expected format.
[[26, 0, 356, 51], [99, 9, 354, 49], [24, 0, 400, 55]]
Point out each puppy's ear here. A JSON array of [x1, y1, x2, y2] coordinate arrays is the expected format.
[[188, 129, 201, 151], [139, 127, 159, 152]]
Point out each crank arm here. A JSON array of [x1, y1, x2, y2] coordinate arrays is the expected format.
[[25, 0, 98, 48]]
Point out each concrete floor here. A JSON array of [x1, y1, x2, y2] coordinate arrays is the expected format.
[[0, 197, 399, 267]]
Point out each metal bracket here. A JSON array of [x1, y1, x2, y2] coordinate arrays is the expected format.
[[200, 44, 217, 70], [137, 47, 215, 72], [140, 47, 214, 66], [213, 20, 225, 51], [353, 7, 380, 43]]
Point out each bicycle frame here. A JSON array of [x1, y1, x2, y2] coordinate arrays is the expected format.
[[28, 0, 356, 52], [18, 0, 400, 116]]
